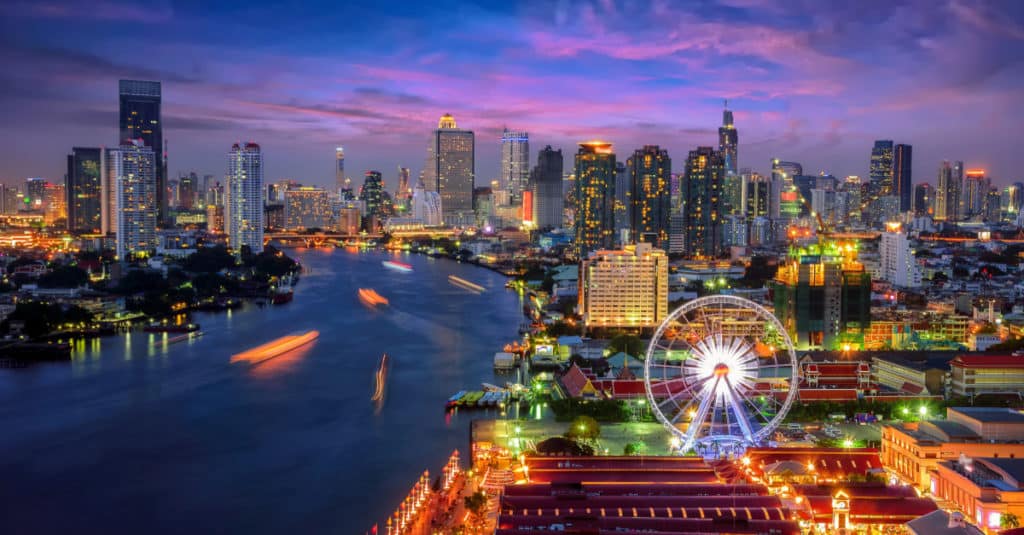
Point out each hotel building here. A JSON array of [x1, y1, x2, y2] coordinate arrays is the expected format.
[[579, 243, 667, 328]]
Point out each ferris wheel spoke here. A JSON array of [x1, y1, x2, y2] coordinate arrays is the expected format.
[[723, 376, 756, 443], [668, 395, 701, 426], [681, 382, 718, 452]]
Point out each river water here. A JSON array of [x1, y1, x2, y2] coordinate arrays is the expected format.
[[0, 248, 523, 533]]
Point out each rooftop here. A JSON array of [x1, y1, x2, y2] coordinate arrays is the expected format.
[[907, 510, 984, 535], [954, 407, 1024, 423]]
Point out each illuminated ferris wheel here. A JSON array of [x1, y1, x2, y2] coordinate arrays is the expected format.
[[643, 295, 798, 457]]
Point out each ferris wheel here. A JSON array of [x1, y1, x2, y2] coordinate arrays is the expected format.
[[643, 295, 798, 457]]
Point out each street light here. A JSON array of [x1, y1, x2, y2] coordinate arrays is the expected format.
[[918, 406, 928, 417], [842, 439, 854, 448]]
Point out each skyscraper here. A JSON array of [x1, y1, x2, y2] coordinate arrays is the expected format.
[[935, 161, 962, 222], [500, 129, 529, 202], [530, 145, 563, 230], [869, 140, 894, 200], [771, 159, 802, 220], [425, 113, 474, 224], [178, 172, 197, 211], [118, 80, 164, 223], [718, 100, 738, 177], [107, 140, 157, 260], [913, 183, 933, 217], [226, 142, 264, 254], [894, 144, 912, 212], [26, 177, 47, 209], [66, 147, 104, 233], [626, 145, 671, 249], [361, 171, 386, 218], [335, 146, 346, 193], [573, 141, 616, 258], [683, 147, 725, 258], [880, 223, 921, 288], [744, 170, 769, 219], [963, 169, 989, 220]]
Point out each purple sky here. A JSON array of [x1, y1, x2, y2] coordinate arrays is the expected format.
[[1, 0, 1023, 189]]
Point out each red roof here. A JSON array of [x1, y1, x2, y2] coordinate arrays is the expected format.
[[561, 364, 592, 398], [900, 381, 925, 394], [611, 380, 646, 398], [799, 388, 859, 401], [952, 355, 1024, 368], [805, 496, 937, 523]]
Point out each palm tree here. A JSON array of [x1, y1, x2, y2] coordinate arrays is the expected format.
[[1001, 512, 1020, 530]]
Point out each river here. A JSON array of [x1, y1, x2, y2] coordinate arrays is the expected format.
[[0, 248, 524, 533]]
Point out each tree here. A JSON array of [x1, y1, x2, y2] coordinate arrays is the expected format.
[[38, 265, 89, 288], [463, 491, 489, 533], [182, 246, 237, 273], [624, 441, 647, 456], [566, 415, 600, 441], [608, 333, 644, 357], [535, 436, 594, 456], [1001, 512, 1020, 530]]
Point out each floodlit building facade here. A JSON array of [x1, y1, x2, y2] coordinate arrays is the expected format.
[[226, 142, 264, 254], [580, 243, 668, 328], [573, 141, 616, 258], [879, 222, 922, 287], [108, 140, 157, 259], [284, 187, 331, 230]]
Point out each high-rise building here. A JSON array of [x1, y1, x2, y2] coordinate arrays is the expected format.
[[284, 187, 331, 230], [894, 144, 912, 212], [335, 146, 346, 193], [424, 113, 474, 224], [473, 186, 493, 227], [773, 241, 871, 349], [529, 145, 563, 230], [869, 140, 894, 201], [984, 186, 1001, 223], [842, 176, 863, 227], [394, 166, 412, 212], [118, 80, 164, 223], [573, 141, 616, 258], [880, 222, 921, 288], [500, 129, 529, 202], [44, 182, 67, 226], [683, 147, 725, 258], [26, 177, 47, 210], [579, 243, 668, 328], [178, 172, 197, 211], [613, 161, 629, 239], [744, 170, 769, 219], [66, 147, 104, 233], [913, 183, 933, 218], [107, 140, 157, 260], [963, 169, 989, 220], [626, 145, 671, 249], [0, 184, 19, 215], [935, 161, 962, 222], [770, 159, 802, 221], [226, 142, 264, 254], [407, 179, 440, 224], [718, 100, 738, 178], [360, 171, 386, 218]]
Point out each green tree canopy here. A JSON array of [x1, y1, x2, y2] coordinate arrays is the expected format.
[[38, 265, 88, 288], [566, 415, 601, 440]]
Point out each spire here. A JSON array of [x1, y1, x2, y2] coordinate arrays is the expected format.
[[722, 99, 734, 127]]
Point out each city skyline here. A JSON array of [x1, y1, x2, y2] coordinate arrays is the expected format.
[[1, 0, 1022, 186]]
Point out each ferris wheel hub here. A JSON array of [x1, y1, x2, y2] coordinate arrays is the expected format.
[[712, 363, 730, 377]]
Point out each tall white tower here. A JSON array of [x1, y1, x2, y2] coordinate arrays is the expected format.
[[108, 140, 157, 260], [500, 129, 529, 202], [227, 142, 264, 254], [335, 146, 346, 193]]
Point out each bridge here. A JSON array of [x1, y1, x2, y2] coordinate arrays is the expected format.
[[265, 227, 459, 247]]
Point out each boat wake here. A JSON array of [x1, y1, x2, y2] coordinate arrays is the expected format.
[[371, 354, 388, 402]]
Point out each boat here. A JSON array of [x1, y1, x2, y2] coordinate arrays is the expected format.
[[143, 322, 200, 333], [230, 330, 320, 365], [448, 275, 485, 293], [371, 354, 388, 402], [358, 288, 389, 307], [482, 383, 503, 392], [271, 286, 294, 305], [382, 260, 413, 273], [446, 390, 467, 408], [461, 391, 483, 407]]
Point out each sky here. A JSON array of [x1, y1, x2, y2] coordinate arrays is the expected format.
[[1, 0, 1023, 190]]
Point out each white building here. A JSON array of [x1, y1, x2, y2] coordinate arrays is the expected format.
[[411, 179, 442, 226], [500, 129, 529, 201], [879, 222, 921, 287], [580, 243, 668, 328], [226, 142, 264, 254], [108, 140, 157, 260]]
